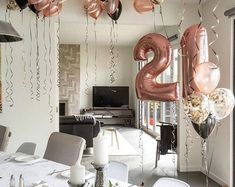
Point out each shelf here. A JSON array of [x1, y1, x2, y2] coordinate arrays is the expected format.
[[83, 108, 135, 127]]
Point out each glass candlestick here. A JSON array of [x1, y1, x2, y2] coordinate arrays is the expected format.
[[91, 162, 109, 187]]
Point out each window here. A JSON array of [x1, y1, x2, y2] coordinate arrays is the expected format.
[[138, 47, 179, 136]]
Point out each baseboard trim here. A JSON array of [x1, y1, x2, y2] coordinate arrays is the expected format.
[[201, 168, 229, 187], [178, 165, 201, 172]]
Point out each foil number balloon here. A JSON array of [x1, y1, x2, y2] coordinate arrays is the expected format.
[[181, 24, 220, 98], [134, 33, 179, 102]]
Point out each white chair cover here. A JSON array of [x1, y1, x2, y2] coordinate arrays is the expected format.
[[107, 161, 129, 183], [153, 177, 190, 187]]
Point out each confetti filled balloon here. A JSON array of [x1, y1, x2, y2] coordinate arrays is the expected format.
[[209, 88, 235, 120], [184, 92, 210, 124]]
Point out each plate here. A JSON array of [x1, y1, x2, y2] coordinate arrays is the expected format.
[[61, 170, 70, 178], [15, 155, 40, 162], [60, 171, 95, 179]]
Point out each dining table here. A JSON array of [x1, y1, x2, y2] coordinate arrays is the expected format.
[[0, 152, 137, 187]]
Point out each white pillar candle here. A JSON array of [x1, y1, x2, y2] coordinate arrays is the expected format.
[[70, 164, 85, 185], [93, 133, 109, 165]]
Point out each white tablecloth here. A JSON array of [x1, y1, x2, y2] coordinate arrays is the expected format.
[[0, 152, 136, 187]]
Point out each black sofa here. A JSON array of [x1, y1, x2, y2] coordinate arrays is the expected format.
[[59, 115, 101, 148]]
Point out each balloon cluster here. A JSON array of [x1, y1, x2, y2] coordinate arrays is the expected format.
[[133, 0, 161, 14], [181, 24, 235, 139], [14, 0, 63, 17], [133, 24, 235, 139], [83, 0, 122, 21]]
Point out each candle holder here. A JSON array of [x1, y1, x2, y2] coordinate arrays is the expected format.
[[67, 180, 88, 187], [91, 162, 109, 187]]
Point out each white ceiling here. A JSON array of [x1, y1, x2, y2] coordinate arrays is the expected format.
[[60, 23, 179, 46], [59, 0, 207, 46]]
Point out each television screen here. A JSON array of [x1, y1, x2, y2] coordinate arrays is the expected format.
[[93, 86, 129, 108]]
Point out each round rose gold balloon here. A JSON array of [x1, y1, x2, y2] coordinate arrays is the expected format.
[[83, 0, 92, 9], [28, 0, 43, 5], [134, 33, 179, 102], [181, 24, 209, 98], [89, 3, 103, 19], [133, 0, 154, 13], [192, 62, 220, 95], [101, 0, 119, 15], [88, 0, 102, 14], [83, 0, 102, 16], [43, 3, 62, 17], [34, 0, 49, 11]]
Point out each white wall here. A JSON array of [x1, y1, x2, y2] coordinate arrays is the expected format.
[[79, 44, 136, 111], [202, 1, 235, 186], [0, 6, 59, 156]]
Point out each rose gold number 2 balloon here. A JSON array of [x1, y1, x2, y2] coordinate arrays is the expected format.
[[134, 33, 179, 102]]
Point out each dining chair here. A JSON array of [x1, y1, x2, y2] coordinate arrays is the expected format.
[[107, 161, 129, 183], [153, 177, 190, 187], [43, 132, 86, 166], [0, 125, 11, 152], [16, 142, 36, 155]]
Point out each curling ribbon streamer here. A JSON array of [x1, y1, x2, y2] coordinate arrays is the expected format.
[[201, 139, 209, 187], [29, 17, 34, 100], [138, 100, 144, 186], [57, 16, 61, 87], [94, 20, 97, 85], [109, 20, 116, 84], [85, 12, 89, 95], [43, 18, 48, 95], [153, 7, 157, 33], [7, 10, 14, 107], [159, 4, 169, 39], [22, 11, 27, 88], [177, 0, 186, 57], [4, 8, 10, 104], [208, 0, 220, 64], [114, 22, 119, 74], [48, 17, 54, 123], [183, 116, 194, 182], [35, 16, 41, 101]]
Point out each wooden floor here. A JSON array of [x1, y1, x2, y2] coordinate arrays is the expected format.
[[82, 126, 221, 187]]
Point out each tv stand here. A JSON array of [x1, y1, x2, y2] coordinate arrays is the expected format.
[[83, 108, 135, 127]]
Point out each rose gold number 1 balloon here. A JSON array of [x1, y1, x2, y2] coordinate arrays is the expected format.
[[181, 24, 220, 97]]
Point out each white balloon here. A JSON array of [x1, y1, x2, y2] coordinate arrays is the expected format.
[[209, 88, 235, 120], [183, 92, 210, 124]]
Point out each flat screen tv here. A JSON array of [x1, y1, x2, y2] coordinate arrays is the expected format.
[[93, 86, 129, 108]]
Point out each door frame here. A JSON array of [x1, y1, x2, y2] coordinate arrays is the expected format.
[[233, 18, 235, 187]]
